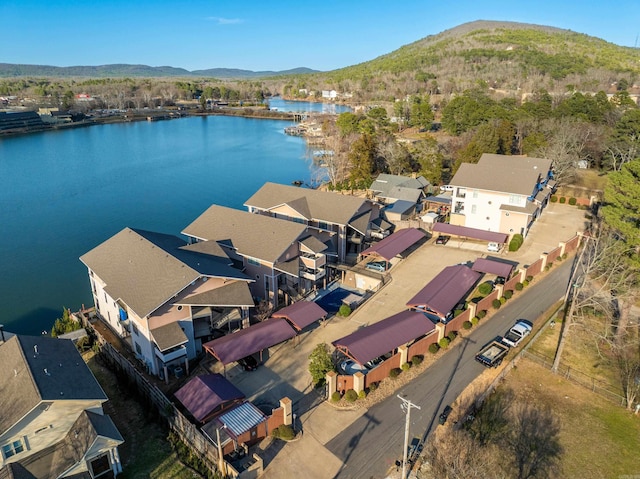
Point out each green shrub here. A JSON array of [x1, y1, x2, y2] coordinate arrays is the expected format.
[[503, 290, 513, 299], [345, 389, 358, 402], [477, 309, 487, 319], [568, 197, 577, 205], [526, 275, 534, 282], [492, 299, 502, 309], [559, 197, 566, 204], [338, 304, 352, 317], [331, 391, 342, 402], [389, 368, 401, 378], [523, 279, 530, 287], [471, 316, 479, 326], [463, 320, 472, 330], [550, 195, 558, 202], [358, 390, 367, 399], [508, 233, 524, 252], [454, 309, 464, 317], [401, 362, 411, 372], [272, 424, 295, 440], [439, 337, 450, 348], [448, 331, 457, 342], [429, 343, 440, 354], [411, 355, 423, 366], [562, 253, 568, 260], [478, 282, 493, 295], [369, 382, 378, 392], [500, 296, 507, 304], [515, 282, 524, 291]]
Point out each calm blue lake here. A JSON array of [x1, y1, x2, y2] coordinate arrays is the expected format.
[[0, 113, 323, 335], [268, 97, 351, 115]]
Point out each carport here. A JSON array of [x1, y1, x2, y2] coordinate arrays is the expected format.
[[203, 318, 296, 371], [406, 265, 482, 320], [271, 301, 328, 331], [471, 257, 514, 279], [432, 223, 508, 244], [360, 227, 426, 262], [332, 310, 436, 365], [174, 373, 245, 424]]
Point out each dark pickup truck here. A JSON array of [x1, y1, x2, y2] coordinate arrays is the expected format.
[[475, 337, 509, 368]]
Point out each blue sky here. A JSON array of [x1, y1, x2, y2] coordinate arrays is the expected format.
[[2, 0, 639, 72]]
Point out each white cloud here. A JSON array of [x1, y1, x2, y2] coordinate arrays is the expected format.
[[205, 16, 243, 25]]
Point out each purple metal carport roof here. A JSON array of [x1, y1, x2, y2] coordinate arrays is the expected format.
[[432, 223, 508, 243], [406, 265, 482, 318], [332, 310, 436, 365], [174, 373, 245, 423], [271, 301, 328, 331], [203, 318, 296, 365], [471, 258, 514, 278], [360, 228, 426, 261]]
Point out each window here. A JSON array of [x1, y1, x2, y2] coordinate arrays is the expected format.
[[318, 221, 329, 230], [472, 190, 479, 199], [292, 217, 305, 224], [132, 323, 139, 336], [471, 205, 477, 214], [247, 257, 260, 266], [135, 342, 142, 355], [177, 305, 183, 311], [508, 194, 521, 205], [2, 439, 25, 459], [505, 212, 510, 217]]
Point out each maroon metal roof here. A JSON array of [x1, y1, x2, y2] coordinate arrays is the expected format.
[[360, 228, 426, 260], [471, 258, 514, 278], [271, 301, 328, 331], [432, 223, 508, 243], [332, 310, 436, 365], [203, 318, 297, 365], [174, 373, 245, 423], [406, 265, 482, 317]]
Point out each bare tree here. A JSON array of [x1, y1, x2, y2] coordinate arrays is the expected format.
[[318, 120, 357, 188], [505, 404, 563, 479]]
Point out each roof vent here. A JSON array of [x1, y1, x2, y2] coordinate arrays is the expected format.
[[34, 345, 39, 355], [44, 368, 50, 376]]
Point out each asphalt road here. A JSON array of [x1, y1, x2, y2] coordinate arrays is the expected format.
[[326, 259, 573, 479]]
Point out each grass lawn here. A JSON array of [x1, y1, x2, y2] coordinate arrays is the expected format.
[[503, 358, 640, 478], [85, 352, 203, 479]]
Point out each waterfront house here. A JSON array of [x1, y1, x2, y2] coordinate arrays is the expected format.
[[80, 227, 254, 379], [0, 334, 124, 478], [244, 182, 384, 264], [368, 173, 430, 206], [182, 204, 331, 309], [448, 154, 554, 238]]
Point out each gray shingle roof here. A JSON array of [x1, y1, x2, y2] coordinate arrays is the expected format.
[[182, 205, 308, 264], [244, 182, 371, 227], [176, 281, 255, 307], [450, 154, 551, 196], [151, 322, 189, 351], [80, 228, 246, 318], [0, 335, 107, 434]]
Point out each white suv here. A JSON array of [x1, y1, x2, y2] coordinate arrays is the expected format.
[[487, 242, 501, 252]]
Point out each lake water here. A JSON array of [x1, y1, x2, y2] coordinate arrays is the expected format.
[[0, 112, 329, 335]]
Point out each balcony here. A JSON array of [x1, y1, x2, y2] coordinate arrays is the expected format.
[[300, 253, 326, 269], [155, 344, 187, 363], [456, 188, 467, 198], [300, 267, 326, 281]]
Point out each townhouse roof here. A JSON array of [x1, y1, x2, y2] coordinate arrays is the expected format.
[[174, 373, 245, 423], [3, 410, 123, 479], [332, 310, 436, 365], [499, 202, 539, 215], [369, 174, 430, 192], [406, 265, 482, 318], [244, 182, 372, 227], [151, 321, 189, 352], [385, 200, 417, 215], [299, 235, 329, 253], [182, 205, 308, 264], [81, 227, 250, 318], [271, 301, 328, 331], [360, 228, 426, 261], [203, 318, 297, 365], [450, 154, 551, 196], [349, 211, 373, 235], [0, 335, 107, 434], [176, 281, 255, 307]]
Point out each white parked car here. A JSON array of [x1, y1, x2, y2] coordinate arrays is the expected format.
[[502, 320, 533, 347], [487, 242, 501, 252]]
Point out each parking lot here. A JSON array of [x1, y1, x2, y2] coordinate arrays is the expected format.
[[206, 202, 588, 477]]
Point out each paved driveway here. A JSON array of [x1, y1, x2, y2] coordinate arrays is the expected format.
[[212, 203, 586, 476]]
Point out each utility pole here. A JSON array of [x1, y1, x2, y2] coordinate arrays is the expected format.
[[397, 395, 421, 479]]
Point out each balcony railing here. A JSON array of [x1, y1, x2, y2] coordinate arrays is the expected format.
[[300, 267, 326, 281], [155, 344, 187, 363], [300, 254, 326, 269]]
